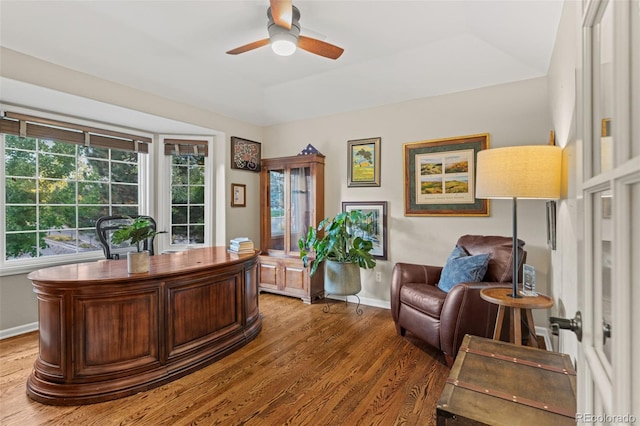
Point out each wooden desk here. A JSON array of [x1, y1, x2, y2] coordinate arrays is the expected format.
[[437, 335, 576, 425], [480, 286, 553, 347], [26, 247, 261, 405]]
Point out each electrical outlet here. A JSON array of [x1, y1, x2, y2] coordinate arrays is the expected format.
[[375, 272, 382, 282]]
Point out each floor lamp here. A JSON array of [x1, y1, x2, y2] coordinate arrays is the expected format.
[[476, 145, 562, 298]]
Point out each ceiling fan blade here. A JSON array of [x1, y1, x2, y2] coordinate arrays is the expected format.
[[298, 35, 344, 60], [270, 0, 292, 30], [226, 38, 270, 55]]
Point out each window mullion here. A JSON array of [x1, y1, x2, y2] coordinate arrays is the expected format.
[[35, 138, 41, 258]]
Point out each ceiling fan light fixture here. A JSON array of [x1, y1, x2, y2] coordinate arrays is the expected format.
[[227, 4, 343, 60], [271, 32, 297, 56]]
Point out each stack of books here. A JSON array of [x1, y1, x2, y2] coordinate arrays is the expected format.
[[229, 237, 254, 254]]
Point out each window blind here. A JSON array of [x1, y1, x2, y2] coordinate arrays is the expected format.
[[0, 112, 151, 153], [163, 138, 209, 157]]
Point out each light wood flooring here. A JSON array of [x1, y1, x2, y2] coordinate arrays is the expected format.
[[0, 293, 450, 425]]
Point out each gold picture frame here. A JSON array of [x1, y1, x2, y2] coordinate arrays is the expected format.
[[403, 133, 490, 216], [347, 137, 381, 187]]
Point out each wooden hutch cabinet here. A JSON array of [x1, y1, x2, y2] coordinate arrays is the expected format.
[[259, 153, 325, 303]]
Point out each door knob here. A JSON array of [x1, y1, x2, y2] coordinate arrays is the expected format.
[[549, 311, 582, 342]]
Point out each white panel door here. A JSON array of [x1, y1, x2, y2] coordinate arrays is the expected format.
[[578, 0, 640, 420]]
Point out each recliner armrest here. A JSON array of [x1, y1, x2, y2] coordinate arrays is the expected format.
[[391, 262, 442, 286], [390, 262, 443, 322], [439, 282, 506, 361]]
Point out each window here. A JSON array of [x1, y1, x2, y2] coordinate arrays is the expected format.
[[170, 155, 205, 244], [162, 137, 211, 248], [1, 111, 150, 271]]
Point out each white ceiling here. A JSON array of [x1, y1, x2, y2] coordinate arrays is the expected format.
[[0, 0, 564, 127]]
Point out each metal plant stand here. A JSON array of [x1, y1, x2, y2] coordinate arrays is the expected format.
[[323, 294, 363, 316]]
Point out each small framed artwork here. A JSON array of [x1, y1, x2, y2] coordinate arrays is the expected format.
[[231, 183, 246, 207], [347, 137, 381, 187], [231, 136, 261, 172], [342, 201, 388, 260], [403, 133, 489, 216]]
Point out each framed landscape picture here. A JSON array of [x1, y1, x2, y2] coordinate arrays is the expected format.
[[347, 137, 381, 187], [403, 134, 489, 216], [231, 136, 261, 172], [342, 201, 388, 260]]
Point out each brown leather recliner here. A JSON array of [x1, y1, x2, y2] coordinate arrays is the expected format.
[[391, 235, 526, 367]]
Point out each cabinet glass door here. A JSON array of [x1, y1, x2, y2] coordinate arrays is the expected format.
[[268, 169, 285, 251], [289, 166, 311, 254]]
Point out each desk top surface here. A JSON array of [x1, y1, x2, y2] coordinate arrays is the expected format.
[[27, 247, 258, 284]]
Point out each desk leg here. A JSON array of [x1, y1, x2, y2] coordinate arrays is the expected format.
[[524, 309, 539, 348], [512, 308, 522, 345], [493, 306, 505, 340]]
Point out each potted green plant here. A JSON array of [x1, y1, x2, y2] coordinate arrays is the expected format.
[[298, 210, 376, 296], [111, 216, 164, 274]]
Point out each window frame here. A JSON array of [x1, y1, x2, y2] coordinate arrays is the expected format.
[[157, 135, 215, 253], [0, 106, 153, 276]]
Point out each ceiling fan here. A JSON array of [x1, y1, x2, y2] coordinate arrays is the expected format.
[[226, 0, 344, 60]]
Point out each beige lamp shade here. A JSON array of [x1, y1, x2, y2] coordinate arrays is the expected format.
[[476, 145, 562, 199]]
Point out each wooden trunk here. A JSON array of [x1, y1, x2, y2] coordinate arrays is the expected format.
[[437, 335, 576, 426]]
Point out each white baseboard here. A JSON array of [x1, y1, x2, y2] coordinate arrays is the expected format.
[[0, 322, 38, 340], [325, 294, 390, 310], [535, 325, 552, 350]]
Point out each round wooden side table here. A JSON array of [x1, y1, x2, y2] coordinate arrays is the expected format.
[[480, 286, 554, 347]]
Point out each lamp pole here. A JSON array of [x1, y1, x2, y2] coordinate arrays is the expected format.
[[510, 197, 521, 298]]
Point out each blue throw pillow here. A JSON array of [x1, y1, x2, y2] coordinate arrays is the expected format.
[[437, 245, 491, 293]]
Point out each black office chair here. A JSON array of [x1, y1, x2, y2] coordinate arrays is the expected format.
[[95, 215, 157, 260]]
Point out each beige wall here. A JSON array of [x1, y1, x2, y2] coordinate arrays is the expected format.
[[0, 274, 38, 334], [264, 77, 554, 316], [546, 0, 581, 357]]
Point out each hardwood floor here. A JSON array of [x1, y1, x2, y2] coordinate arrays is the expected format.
[[0, 293, 450, 425]]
